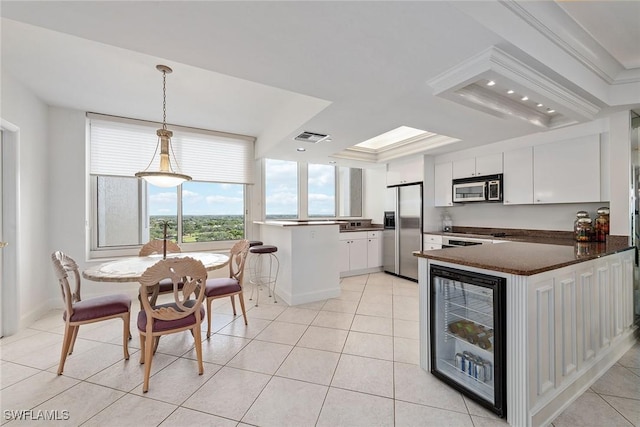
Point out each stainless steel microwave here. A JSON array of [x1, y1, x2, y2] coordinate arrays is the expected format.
[[452, 174, 503, 203]]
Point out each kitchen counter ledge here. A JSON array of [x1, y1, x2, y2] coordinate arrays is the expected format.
[[414, 236, 632, 276]]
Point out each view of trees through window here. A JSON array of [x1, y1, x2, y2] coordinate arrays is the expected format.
[[148, 181, 245, 242]]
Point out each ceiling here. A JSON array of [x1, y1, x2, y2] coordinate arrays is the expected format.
[[2, 1, 639, 168]]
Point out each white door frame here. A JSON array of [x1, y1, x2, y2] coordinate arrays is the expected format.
[[1, 119, 20, 337]]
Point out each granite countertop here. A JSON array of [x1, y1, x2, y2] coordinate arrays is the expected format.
[[414, 236, 633, 276], [340, 227, 384, 233], [425, 226, 577, 245]]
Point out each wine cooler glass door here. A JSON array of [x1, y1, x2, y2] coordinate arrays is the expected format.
[[430, 265, 506, 417]]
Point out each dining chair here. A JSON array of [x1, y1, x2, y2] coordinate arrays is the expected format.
[[137, 256, 207, 393], [205, 239, 250, 338], [51, 251, 131, 375], [139, 239, 182, 296]]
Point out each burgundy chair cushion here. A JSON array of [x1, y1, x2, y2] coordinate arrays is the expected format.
[[157, 278, 184, 294], [205, 277, 241, 297], [64, 294, 131, 322], [249, 245, 278, 254], [137, 299, 204, 333]]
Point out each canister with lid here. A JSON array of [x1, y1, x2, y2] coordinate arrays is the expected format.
[[575, 217, 594, 242], [595, 207, 610, 242]]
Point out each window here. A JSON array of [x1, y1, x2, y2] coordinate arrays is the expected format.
[[263, 159, 362, 220], [308, 163, 336, 217], [89, 114, 254, 256], [264, 159, 298, 219]]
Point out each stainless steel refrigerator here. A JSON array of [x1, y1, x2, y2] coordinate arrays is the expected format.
[[383, 183, 423, 281]]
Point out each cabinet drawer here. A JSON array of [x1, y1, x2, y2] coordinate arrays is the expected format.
[[424, 234, 443, 244], [424, 243, 442, 251], [367, 231, 380, 239], [339, 231, 367, 241]]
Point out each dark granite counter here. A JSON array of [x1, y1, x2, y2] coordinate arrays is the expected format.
[[340, 227, 384, 233], [414, 236, 633, 276]]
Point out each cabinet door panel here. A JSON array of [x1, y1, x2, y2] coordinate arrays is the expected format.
[[597, 266, 610, 350], [349, 238, 368, 271], [533, 135, 600, 204], [367, 237, 381, 268], [503, 147, 533, 205], [339, 240, 350, 273], [434, 163, 453, 207], [452, 158, 476, 179], [476, 153, 502, 176]]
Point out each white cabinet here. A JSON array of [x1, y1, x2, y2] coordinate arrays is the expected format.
[[434, 162, 453, 207], [533, 135, 601, 204], [367, 231, 382, 268], [423, 234, 442, 250], [340, 231, 381, 274], [387, 156, 424, 186], [503, 146, 533, 205], [452, 153, 502, 179]]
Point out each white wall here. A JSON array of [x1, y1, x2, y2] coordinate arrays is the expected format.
[[1, 72, 51, 329]]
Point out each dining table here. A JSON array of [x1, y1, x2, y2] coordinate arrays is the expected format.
[[82, 251, 229, 283]]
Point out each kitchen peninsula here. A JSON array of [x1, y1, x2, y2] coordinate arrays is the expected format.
[[255, 220, 342, 305], [415, 237, 635, 427]]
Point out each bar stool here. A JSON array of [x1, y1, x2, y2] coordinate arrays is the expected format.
[[248, 244, 279, 306]]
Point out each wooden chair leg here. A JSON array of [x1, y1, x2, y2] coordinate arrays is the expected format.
[[142, 333, 154, 393], [153, 336, 160, 354], [193, 326, 204, 375], [68, 324, 80, 354], [238, 292, 248, 325], [122, 313, 130, 360], [57, 325, 74, 375], [206, 297, 213, 339], [139, 333, 146, 364], [230, 295, 237, 315]]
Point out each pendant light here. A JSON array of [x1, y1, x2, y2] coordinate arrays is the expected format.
[[135, 65, 192, 187]]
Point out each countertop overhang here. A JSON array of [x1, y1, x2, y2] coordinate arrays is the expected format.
[[255, 220, 343, 227], [414, 236, 633, 276]]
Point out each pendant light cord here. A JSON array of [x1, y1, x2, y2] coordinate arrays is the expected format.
[[162, 69, 167, 131]]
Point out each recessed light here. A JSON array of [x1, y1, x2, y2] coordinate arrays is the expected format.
[[547, 109, 555, 114], [507, 90, 514, 94], [537, 103, 543, 107], [521, 96, 529, 101], [296, 147, 306, 152], [329, 161, 336, 164], [486, 80, 496, 86]]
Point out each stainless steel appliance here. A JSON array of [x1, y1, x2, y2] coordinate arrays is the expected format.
[[430, 265, 506, 417], [452, 174, 503, 203], [383, 183, 422, 281], [441, 235, 493, 248]]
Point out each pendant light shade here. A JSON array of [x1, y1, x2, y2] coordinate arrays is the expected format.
[[135, 65, 192, 187]]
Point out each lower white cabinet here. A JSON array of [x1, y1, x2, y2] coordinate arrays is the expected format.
[[423, 234, 442, 250], [340, 231, 382, 275]]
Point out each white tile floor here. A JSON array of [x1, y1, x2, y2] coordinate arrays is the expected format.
[[1, 272, 638, 426]]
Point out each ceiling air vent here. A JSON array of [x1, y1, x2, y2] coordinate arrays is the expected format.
[[294, 131, 330, 143]]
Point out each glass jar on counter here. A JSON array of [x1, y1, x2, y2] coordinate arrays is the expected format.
[[595, 207, 610, 242], [575, 217, 594, 242]]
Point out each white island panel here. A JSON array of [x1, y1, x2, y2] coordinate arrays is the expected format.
[[259, 223, 340, 305]]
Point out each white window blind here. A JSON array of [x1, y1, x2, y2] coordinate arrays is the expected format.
[[89, 114, 255, 184]]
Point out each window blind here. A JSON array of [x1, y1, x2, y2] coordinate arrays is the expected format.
[[89, 114, 255, 184]]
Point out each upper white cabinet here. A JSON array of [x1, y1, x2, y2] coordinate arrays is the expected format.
[[503, 146, 534, 205], [387, 156, 424, 186], [434, 162, 453, 207], [452, 153, 503, 179], [533, 135, 601, 204]]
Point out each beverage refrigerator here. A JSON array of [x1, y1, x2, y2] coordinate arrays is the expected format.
[[430, 264, 507, 417]]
